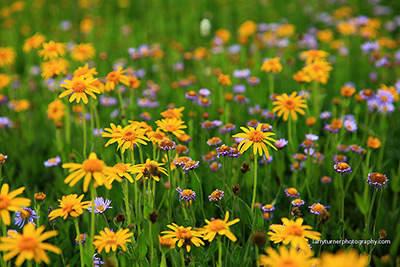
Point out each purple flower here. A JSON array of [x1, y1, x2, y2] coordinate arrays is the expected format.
[[14, 208, 39, 228], [247, 77, 260, 86], [309, 203, 329, 215], [290, 161, 303, 172], [75, 233, 87, 245], [182, 160, 200, 174], [319, 111, 332, 120], [209, 162, 222, 172], [305, 134, 319, 141], [208, 189, 224, 201], [0, 117, 12, 129], [199, 88, 211, 97], [93, 253, 104, 267], [275, 139, 288, 149], [176, 187, 196, 202], [233, 84, 246, 93], [291, 199, 305, 207], [44, 156, 61, 167], [87, 197, 112, 213], [261, 204, 275, 212], [361, 41, 380, 53], [216, 145, 234, 158], [233, 69, 250, 79], [367, 172, 389, 189], [344, 120, 357, 132], [93, 128, 104, 137], [334, 162, 352, 173]]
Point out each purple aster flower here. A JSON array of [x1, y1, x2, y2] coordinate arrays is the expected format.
[[219, 123, 236, 135], [14, 208, 39, 228], [375, 57, 389, 68], [285, 188, 300, 198], [233, 84, 246, 93], [275, 138, 288, 149], [44, 156, 61, 167], [333, 155, 348, 162], [367, 172, 389, 189], [173, 62, 184, 71], [87, 197, 112, 213], [298, 90, 310, 100], [259, 155, 273, 165], [337, 144, 349, 153], [233, 69, 250, 79], [321, 176, 332, 184], [361, 41, 380, 53], [209, 162, 222, 172], [216, 145, 234, 158], [158, 140, 176, 151], [182, 160, 200, 173], [378, 103, 395, 114], [290, 161, 304, 172], [324, 123, 340, 133], [247, 120, 259, 128], [176, 187, 196, 202], [198, 98, 212, 107], [376, 89, 394, 105], [247, 77, 260, 86], [0, 117, 12, 129], [75, 233, 86, 245], [185, 91, 198, 100], [234, 95, 248, 104], [261, 110, 277, 119], [248, 105, 261, 116], [93, 253, 104, 267], [228, 44, 241, 54], [319, 111, 332, 120], [349, 144, 363, 154], [344, 120, 357, 132], [359, 89, 375, 100], [334, 162, 352, 173], [93, 128, 104, 137], [367, 98, 379, 111], [291, 199, 305, 207], [199, 88, 211, 97], [305, 134, 319, 141], [309, 203, 329, 215], [208, 189, 224, 201], [304, 148, 315, 155], [0, 95, 8, 105], [261, 204, 275, 213], [201, 120, 216, 130]]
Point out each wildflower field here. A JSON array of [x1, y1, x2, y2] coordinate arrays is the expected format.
[[1, 0, 400, 266]]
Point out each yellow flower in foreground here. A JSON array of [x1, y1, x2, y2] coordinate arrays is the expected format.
[[268, 217, 321, 250], [161, 223, 204, 252], [48, 194, 91, 220], [232, 124, 277, 157], [320, 250, 369, 267], [107, 163, 135, 183], [74, 63, 98, 78], [0, 223, 61, 266], [156, 118, 187, 137], [102, 124, 149, 153], [131, 159, 168, 182], [105, 66, 129, 91], [198, 211, 240, 242], [272, 92, 307, 121], [0, 184, 31, 225], [62, 152, 113, 192], [258, 246, 315, 267], [59, 75, 100, 104], [93, 228, 133, 253]]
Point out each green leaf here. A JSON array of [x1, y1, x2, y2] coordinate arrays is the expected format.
[[135, 231, 148, 260], [231, 246, 242, 264], [254, 208, 264, 230], [390, 224, 400, 258], [354, 192, 368, 215], [237, 198, 252, 227], [72, 149, 84, 163]]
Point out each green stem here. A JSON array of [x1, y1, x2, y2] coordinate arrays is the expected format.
[[268, 73, 274, 97], [64, 105, 71, 145], [364, 188, 378, 251], [340, 173, 345, 239], [90, 185, 97, 256], [251, 154, 258, 219], [193, 170, 206, 220], [149, 221, 154, 266], [218, 236, 223, 267], [123, 180, 132, 224], [74, 219, 84, 267], [160, 253, 167, 267], [81, 102, 87, 158], [116, 86, 126, 124], [180, 248, 185, 266]]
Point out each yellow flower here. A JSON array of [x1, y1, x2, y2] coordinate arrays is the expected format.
[[107, 163, 135, 183], [277, 24, 295, 37], [23, 33, 46, 52], [130, 159, 168, 182], [71, 43, 96, 62], [105, 66, 129, 91], [0, 184, 31, 225], [93, 228, 133, 253], [299, 50, 329, 64], [38, 41, 66, 60], [320, 250, 368, 267], [62, 152, 113, 192], [272, 92, 307, 121], [40, 58, 69, 80], [215, 29, 231, 44], [261, 57, 282, 73], [59, 75, 100, 104], [258, 246, 315, 267], [74, 63, 98, 78], [161, 223, 204, 252], [48, 194, 91, 220], [161, 107, 185, 119], [146, 129, 168, 144], [367, 136, 381, 149], [0, 223, 61, 266], [127, 75, 141, 89], [0, 74, 11, 90], [156, 118, 187, 137], [0, 47, 16, 67], [238, 20, 257, 37], [102, 124, 149, 153], [232, 124, 277, 157], [158, 235, 176, 249], [46, 99, 65, 122], [303, 60, 332, 84], [293, 70, 311, 83], [268, 217, 321, 250], [198, 211, 240, 242], [218, 73, 232, 86]]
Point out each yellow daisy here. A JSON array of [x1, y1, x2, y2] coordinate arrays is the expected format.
[[38, 41, 66, 60], [258, 246, 315, 267], [107, 163, 135, 183], [198, 211, 240, 242], [93, 228, 133, 253], [0, 223, 61, 266], [59, 75, 100, 104], [130, 159, 168, 181], [320, 250, 369, 267], [71, 43, 96, 62], [105, 66, 129, 91], [155, 118, 187, 138], [102, 124, 149, 153], [272, 92, 307, 121], [232, 124, 277, 157], [160, 107, 185, 119], [0, 184, 31, 225], [161, 223, 204, 252], [62, 152, 113, 192], [48, 194, 91, 220]]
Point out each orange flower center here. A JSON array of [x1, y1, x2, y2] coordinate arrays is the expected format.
[[97, 205, 104, 211], [287, 188, 298, 196], [283, 99, 296, 109], [203, 121, 213, 128], [72, 81, 87, 93], [249, 130, 264, 142], [0, 195, 10, 209], [364, 89, 373, 96], [83, 159, 103, 172], [370, 173, 387, 184], [336, 162, 350, 170], [286, 225, 303, 236], [21, 209, 31, 219], [19, 237, 38, 251], [208, 219, 226, 232], [106, 71, 120, 82], [302, 140, 314, 147], [163, 124, 178, 132], [380, 96, 388, 102], [312, 204, 325, 212], [123, 130, 137, 141], [105, 239, 117, 245], [181, 190, 194, 198], [177, 228, 192, 240], [210, 190, 223, 199], [113, 163, 127, 172], [336, 155, 346, 161], [176, 157, 190, 165], [279, 259, 297, 267]]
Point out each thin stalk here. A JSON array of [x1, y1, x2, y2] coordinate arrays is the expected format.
[[192, 170, 206, 220], [251, 154, 258, 219], [364, 188, 378, 251], [116, 86, 126, 124], [74, 219, 84, 267], [81, 102, 87, 158], [218, 236, 223, 267], [89, 185, 97, 256]]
